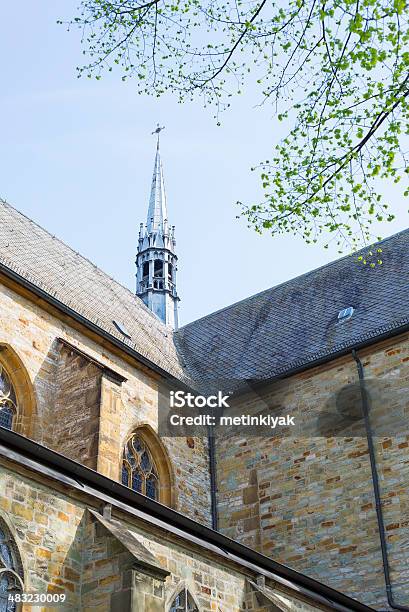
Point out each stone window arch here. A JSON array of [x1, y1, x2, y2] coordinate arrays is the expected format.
[[0, 517, 24, 611], [121, 425, 175, 507], [0, 344, 36, 437], [168, 586, 200, 612]]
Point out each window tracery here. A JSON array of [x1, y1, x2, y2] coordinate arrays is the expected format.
[[169, 588, 199, 612], [121, 434, 159, 501], [0, 366, 17, 431], [0, 520, 23, 612]]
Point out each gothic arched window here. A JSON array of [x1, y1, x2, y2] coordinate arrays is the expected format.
[[0, 519, 24, 612], [169, 588, 199, 612], [0, 365, 17, 431], [121, 434, 159, 500]]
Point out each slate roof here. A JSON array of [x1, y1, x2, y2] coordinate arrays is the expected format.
[[174, 229, 409, 390], [0, 199, 186, 382], [1, 198, 409, 391]]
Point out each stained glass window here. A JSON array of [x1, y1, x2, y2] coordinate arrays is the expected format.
[[140, 452, 151, 472], [0, 573, 19, 612], [132, 471, 143, 493], [0, 366, 17, 431], [0, 522, 23, 612], [121, 464, 129, 486], [0, 409, 13, 430], [146, 475, 157, 499], [121, 435, 159, 500], [169, 588, 199, 612]]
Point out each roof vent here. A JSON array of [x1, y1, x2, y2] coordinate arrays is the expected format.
[[112, 319, 131, 339], [337, 306, 354, 323]]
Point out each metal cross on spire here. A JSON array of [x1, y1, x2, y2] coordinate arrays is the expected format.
[[152, 124, 165, 149]]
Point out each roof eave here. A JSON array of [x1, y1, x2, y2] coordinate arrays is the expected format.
[[0, 427, 374, 612], [3, 258, 408, 396], [230, 319, 409, 399], [0, 261, 189, 389]]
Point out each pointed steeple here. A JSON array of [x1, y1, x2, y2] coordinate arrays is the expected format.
[[146, 143, 168, 234], [135, 126, 180, 329]]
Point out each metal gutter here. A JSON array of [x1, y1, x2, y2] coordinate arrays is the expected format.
[[352, 350, 409, 612], [0, 427, 373, 612]]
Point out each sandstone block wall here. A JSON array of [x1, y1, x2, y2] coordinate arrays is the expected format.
[[53, 343, 103, 469], [0, 462, 329, 612], [0, 280, 212, 525], [216, 334, 409, 610], [0, 467, 84, 608], [81, 517, 141, 611]]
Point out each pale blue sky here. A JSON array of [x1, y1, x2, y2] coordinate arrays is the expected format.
[[1, 2, 408, 325]]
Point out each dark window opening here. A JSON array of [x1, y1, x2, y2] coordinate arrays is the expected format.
[[154, 260, 163, 278], [142, 262, 150, 279]]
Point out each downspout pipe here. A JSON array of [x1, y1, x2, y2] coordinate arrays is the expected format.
[[352, 349, 409, 611], [208, 428, 218, 530]]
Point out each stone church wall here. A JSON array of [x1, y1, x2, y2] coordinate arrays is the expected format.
[[216, 332, 409, 610], [0, 461, 327, 612], [0, 461, 240, 611], [0, 280, 212, 526], [52, 343, 103, 469]]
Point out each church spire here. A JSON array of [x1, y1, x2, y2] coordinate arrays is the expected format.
[[135, 126, 179, 329], [146, 137, 168, 234]]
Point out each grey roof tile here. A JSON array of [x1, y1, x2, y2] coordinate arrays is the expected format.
[[2, 198, 409, 393], [0, 199, 186, 382], [175, 230, 409, 389]]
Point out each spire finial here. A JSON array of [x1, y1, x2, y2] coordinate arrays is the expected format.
[[152, 123, 165, 149]]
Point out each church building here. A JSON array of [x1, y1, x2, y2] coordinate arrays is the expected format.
[[0, 136, 408, 611]]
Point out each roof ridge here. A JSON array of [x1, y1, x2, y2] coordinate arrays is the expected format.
[[178, 228, 409, 332], [0, 198, 170, 333]]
